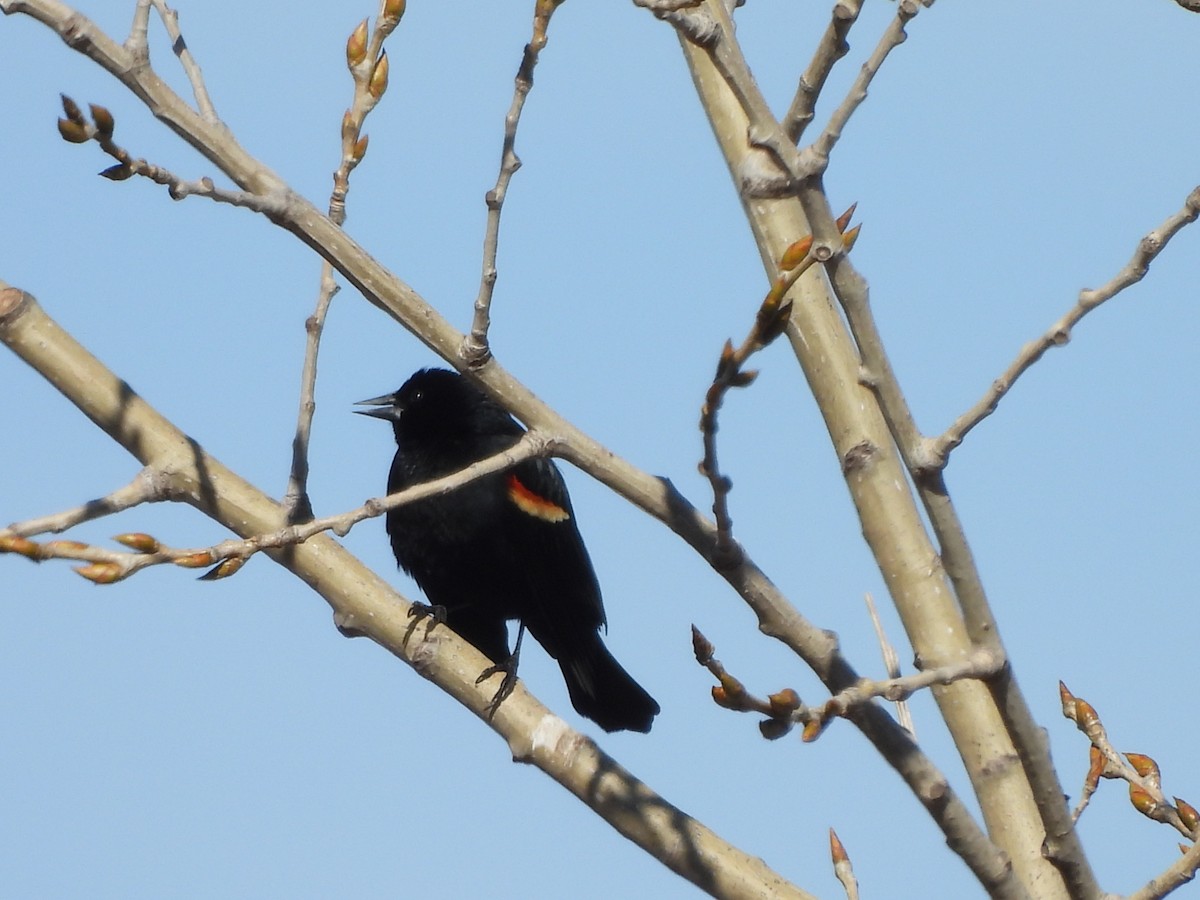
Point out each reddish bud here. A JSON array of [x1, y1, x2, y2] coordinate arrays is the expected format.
[[780, 234, 813, 271], [829, 828, 849, 864], [1174, 797, 1198, 833], [841, 223, 862, 252], [1125, 753, 1160, 783], [690, 625, 714, 665], [835, 202, 857, 233], [0, 534, 42, 559], [114, 533, 160, 553], [174, 551, 216, 568], [1129, 785, 1160, 818], [199, 556, 246, 581], [346, 19, 369, 69], [75, 562, 123, 584], [801, 717, 828, 743], [369, 52, 390, 100]]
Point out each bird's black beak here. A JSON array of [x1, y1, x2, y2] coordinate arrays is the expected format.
[[354, 392, 401, 421]]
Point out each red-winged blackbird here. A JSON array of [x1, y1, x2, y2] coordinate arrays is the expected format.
[[356, 368, 659, 733]]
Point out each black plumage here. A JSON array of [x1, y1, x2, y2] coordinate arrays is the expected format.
[[357, 368, 659, 733]]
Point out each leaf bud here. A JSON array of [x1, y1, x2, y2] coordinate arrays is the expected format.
[[779, 234, 813, 271], [114, 533, 160, 553], [74, 562, 123, 584], [346, 19, 369, 69], [369, 51, 390, 100], [199, 556, 246, 581], [57, 118, 90, 143], [89, 103, 115, 139], [690, 624, 714, 665]]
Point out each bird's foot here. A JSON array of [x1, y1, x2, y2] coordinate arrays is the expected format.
[[477, 624, 524, 720], [404, 601, 447, 643], [477, 658, 519, 721]]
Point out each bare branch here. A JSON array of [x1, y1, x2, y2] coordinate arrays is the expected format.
[[1127, 841, 1200, 900], [0, 282, 816, 900], [284, 3, 405, 523], [3, 467, 168, 537], [782, 0, 865, 144], [803, 0, 921, 175], [149, 0, 217, 121], [462, 0, 564, 365], [933, 183, 1200, 464], [1, 431, 548, 585], [864, 591, 914, 735]]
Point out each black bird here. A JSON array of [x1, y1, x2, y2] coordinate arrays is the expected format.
[[356, 368, 659, 733]]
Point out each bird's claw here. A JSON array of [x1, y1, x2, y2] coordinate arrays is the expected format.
[[477, 646, 521, 720], [408, 601, 447, 625]]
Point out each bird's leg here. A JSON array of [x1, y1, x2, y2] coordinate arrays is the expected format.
[[478, 622, 525, 720]]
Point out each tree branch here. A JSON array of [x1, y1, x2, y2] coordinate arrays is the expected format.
[[0, 283, 815, 900], [932, 183, 1200, 464], [463, 0, 563, 364]]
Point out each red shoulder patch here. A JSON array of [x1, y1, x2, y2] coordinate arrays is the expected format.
[[506, 473, 570, 523]]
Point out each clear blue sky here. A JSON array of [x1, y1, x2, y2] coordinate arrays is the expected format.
[[2, 2, 1198, 897]]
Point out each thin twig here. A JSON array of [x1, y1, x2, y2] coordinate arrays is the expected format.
[[1, 430, 548, 584], [462, 0, 564, 365], [802, 0, 920, 175], [1059, 682, 1198, 840], [864, 591, 914, 735], [2, 468, 168, 537], [284, 1, 403, 523], [781, 0, 865, 144], [149, 0, 218, 121], [1127, 841, 1200, 900], [126, 0, 151, 59], [933, 183, 1200, 464]]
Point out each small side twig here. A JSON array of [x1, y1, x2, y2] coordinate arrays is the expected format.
[[1060, 682, 1199, 841], [462, 0, 565, 365], [802, 0, 921, 175], [56, 95, 284, 213], [283, 1, 404, 523], [691, 623, 996, 742], [149, 0, 218, 121], [864, 591, 914, 735], [781, 0, 865, 144], [2, 467, 168, 537], [933, 183, 1200, 464], [0, 430, 547, 585], [699, 208, 858, 566]]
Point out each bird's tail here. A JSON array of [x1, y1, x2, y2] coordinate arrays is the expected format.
[[556, 633, 660, 733]]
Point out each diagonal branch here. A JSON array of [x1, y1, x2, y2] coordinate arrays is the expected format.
[[0, 282, 815, 900], [781, 0, 865, 144], [932, 183, 1200, 464]]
